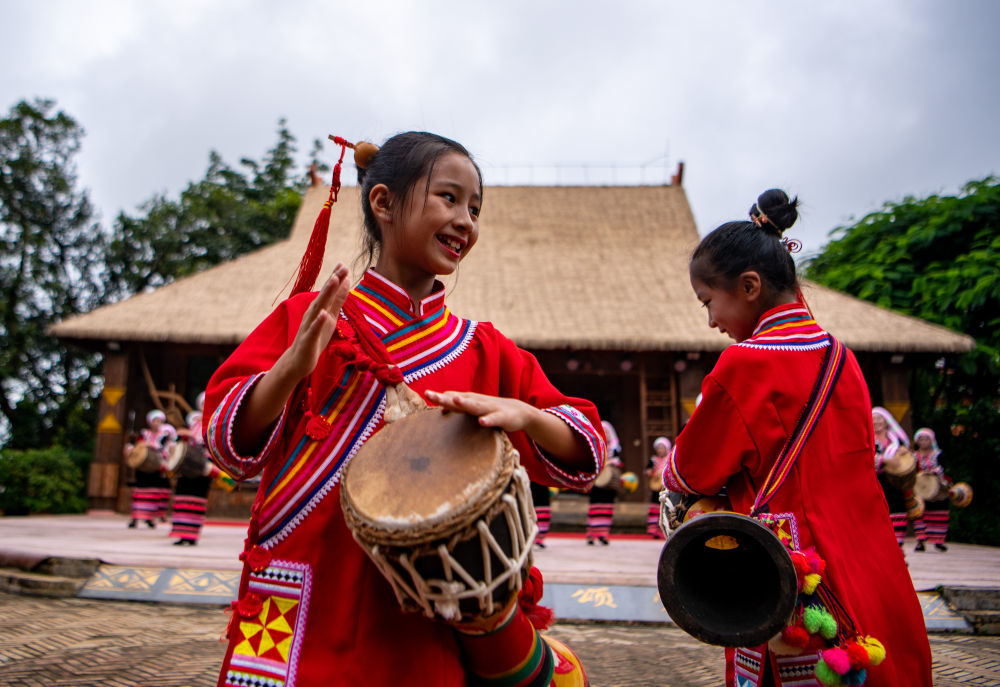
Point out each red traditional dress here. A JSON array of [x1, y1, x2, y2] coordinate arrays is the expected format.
[[204, 269, 606, 687], [130, 423, 176, 524], [662, 303, 932, 687]]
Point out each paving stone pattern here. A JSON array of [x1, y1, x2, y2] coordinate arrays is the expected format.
[[2, 591, 1000, 686]]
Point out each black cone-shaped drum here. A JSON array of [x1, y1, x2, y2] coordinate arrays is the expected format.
[[657, 512, 798, 647]]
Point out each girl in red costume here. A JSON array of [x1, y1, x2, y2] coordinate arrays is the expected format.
[[203, 132, 605, 687], [661, 189, 932, 686]]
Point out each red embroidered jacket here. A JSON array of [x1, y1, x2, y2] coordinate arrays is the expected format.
[[204, 270, 606, 687], [663, 304, 932, 687]]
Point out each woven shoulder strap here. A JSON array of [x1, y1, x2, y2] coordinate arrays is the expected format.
[[750, 335, 847, 516]]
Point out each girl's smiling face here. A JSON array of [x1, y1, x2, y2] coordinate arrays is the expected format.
[[376, 152, 482, 288], [689, 274, 761, 343]]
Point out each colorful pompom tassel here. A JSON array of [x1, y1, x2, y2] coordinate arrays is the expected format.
[[802, 572, 822, 594], [845, 641, 871, 669], [821, 647, 851, 675], [802, 606, 825, 634], [862, 636, 886, 666], [782, 623, 810, 647], [815, 659, 843, 685], [819, 611, 838, 640], [843, 668, 867, 685]]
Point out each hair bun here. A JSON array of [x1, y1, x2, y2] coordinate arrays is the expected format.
[[354, 141, 379, 170], [750, 189, 799, 236]]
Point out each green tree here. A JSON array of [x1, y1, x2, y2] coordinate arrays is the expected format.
[[2, 100, 324, 458], [805, 177, 1000, 544], [0, 98, 107, 450], [104, 119, 308, 297]]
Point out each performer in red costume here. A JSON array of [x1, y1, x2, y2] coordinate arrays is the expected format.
[[204, 132, 605, 687], [661, 189, 932, 686]]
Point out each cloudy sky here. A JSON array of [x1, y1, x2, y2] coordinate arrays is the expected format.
[[2, 0, 998, 257]]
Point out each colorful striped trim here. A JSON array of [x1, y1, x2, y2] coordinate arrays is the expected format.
[[662, 445, 696, 494], [738, 304, 830, 351], [256, 374, 385, 547], [474, 629, 555, 687], [536, 405, 606, 489], [206, 373, 288, 481], [213, 271, 605, 547], [751, 335, 845, 514]]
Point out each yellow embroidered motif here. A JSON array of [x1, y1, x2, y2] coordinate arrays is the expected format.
[[234, 596, 299, 662]]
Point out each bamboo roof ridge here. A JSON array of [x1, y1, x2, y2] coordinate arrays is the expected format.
[[50, 183, 975, 354]]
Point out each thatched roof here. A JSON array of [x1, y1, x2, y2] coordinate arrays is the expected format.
[[50, 183, 975, 354]]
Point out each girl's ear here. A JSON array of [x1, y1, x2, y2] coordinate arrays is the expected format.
[[739, 271, 763, 302], [369, 184, 393, 224]]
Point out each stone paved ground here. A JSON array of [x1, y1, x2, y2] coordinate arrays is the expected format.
[[2, 592, 1000, 686]]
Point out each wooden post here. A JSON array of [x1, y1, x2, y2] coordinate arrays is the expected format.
[[89, 350, 129, 511], [879, 358, 913, 435]]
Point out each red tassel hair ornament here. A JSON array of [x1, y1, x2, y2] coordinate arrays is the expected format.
[[289, 136, 354, 297]]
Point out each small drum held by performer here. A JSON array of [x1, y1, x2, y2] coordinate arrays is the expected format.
[[342, 408, 536, 621]]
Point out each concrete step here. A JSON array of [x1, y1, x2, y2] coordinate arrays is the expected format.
[[0, 567, 89, 597], [941, 586, 1000, 611], [939, 586, 1000, 635], [965, 610, 1000, 635], [0, 549, 102, 578]]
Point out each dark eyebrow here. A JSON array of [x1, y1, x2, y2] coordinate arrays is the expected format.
[[435, 179, 482, 204]]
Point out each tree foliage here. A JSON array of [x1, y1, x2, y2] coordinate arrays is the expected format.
[[805, 177, 1000, 544], [104, 119, 307, 297], [1, 99, 320, 460], [0, 98, 107, 449]]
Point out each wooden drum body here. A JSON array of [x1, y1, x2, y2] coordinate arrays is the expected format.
[[341, 408, 537, 623], [884, 446, 917, 490], [914, 471, 948, 502], [124, 442, 162, 473], [167, 441, 208, 478]]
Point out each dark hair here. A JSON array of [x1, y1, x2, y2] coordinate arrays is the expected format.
[[356, 131, 483, 272], [690, 188, 800, 294]]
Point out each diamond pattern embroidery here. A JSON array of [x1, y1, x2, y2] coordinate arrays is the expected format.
[[235, 596, 299, 663]]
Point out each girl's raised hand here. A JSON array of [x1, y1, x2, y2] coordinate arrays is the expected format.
[[280, 263, 351, 381]]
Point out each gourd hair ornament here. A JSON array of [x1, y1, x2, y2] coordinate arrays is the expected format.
[[750, 204, 771, 228], [288, 136, 380, 297]]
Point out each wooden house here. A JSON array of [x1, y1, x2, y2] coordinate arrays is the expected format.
[[50, 173, 975, 514]]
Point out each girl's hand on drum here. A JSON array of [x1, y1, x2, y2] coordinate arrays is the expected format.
[[279, 263, 351, 381], [423, 390, 538, 432], [424, 390, 592, 469]]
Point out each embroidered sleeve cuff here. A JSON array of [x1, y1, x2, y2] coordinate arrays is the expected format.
[[662, 446, 698, 494], [529, 405, 607, 490], [205, 373, 288, 480]]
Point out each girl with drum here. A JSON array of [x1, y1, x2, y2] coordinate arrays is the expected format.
[[659, 190, 931, 686], [872, 406, 912, 546], [585, 420, 622, 545], [168, 408, 221, 546], [126, 409, 176, 529], [912, 427, 951, 552], [645, 436, 671, 539], [203, 132, 605, 687]]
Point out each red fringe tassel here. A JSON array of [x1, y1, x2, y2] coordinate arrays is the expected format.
[[290, 138, 352, 297]]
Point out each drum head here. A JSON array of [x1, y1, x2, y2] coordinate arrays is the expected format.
[[125, 442, 149, 469], [914, 472, 944, 501], [342, 408, 507, 540], [166, 442, 186, 473], [885, 447, 915, 476]]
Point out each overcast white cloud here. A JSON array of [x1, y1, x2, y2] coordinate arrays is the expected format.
[[2, 0, 998, 257]]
